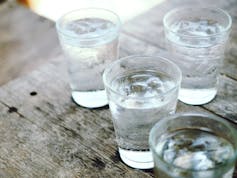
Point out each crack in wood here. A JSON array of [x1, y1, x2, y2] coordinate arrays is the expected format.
[[221, 73, 237, 82], [201, 105, 237, 125], [8, 106, 18, 113], [91, 157, 106, 169], [0, 101, 24, 118]]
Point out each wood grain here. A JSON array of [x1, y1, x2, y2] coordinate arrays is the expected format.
[[0, 0, 60, 86], [0, 58, 152, 178], [0, 0, 237, 177]]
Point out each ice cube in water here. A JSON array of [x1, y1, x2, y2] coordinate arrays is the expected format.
[[65, 18, 116, 38], [58, 17, 119, 108], [156, 129, 235, 171], [171, 19, 223, 36], [108, 70, 178, 169], [111, 71, 175, 98], [166, 16, 227, 105]]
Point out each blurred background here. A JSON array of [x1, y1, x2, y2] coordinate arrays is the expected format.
[[18, 0, 164, 22]]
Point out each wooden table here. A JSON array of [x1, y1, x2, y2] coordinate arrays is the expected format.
[[0, 0, 237, 177]]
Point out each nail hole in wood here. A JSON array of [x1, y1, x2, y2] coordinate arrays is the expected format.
[[30, 91, 37, 96]]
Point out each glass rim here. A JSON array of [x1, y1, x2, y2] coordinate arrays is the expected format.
[[163, 7, 232, 38], [102, 55, 182, 100], [56, 8, 121, 40], [149, 112, 237, 172]]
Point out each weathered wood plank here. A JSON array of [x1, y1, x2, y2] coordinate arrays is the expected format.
[[202, 75, 237, 122], [0, 56, 152, 178], [0, 32, 236, 177], [0, 0, 60, 86], [0, 52, 236, 177], [120, 33, 160, 57], [0, 106, 63, 178], [0, 0, 237, 177]]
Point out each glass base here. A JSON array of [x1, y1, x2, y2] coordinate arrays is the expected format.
[[72, 90, 108, 108], [179, 88, 217, 105], [119, 148, 154, 169]]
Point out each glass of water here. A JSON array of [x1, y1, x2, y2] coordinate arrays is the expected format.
[[149, 113, 237, 178], [103, 55, 182, 169], [163, 7, 232, 105], [56, 8, 121, 108]]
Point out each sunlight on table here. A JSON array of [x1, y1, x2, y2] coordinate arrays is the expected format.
[[26, 0, 164, 22]]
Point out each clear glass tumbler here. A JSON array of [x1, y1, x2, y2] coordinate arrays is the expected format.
[[163, 7, 232, 105], [103, 55, 182, 169], [149, 113, 237, 178], [56, 8, 121, 108]]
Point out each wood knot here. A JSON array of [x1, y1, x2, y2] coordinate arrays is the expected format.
[[91, 157, 106, 169], [110, 150, 120, 163], [8, 107, 18, 113], [30, 91, 37, 96]]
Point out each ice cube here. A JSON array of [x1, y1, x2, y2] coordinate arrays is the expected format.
[[65, 18, 115, 38], [172, 151, 214, 170], [130, 82, 148, 94], [173, 152, 194, 169], [212, 145, 232, 164], [66, 20, 90, 35], [147, 77, 162, 89], [191, 134, 218, 150], [100, 21, 113, 30], [128, 81, 158, 97], [163, 148, 176, 164], [172, 20, 223, 36], [192, 152, 214, 170], [199, 20, 208, 26]]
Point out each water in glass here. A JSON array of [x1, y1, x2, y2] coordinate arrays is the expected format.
[[166, 19, 227, 105], [59, 18, 119, 108], [154, 128, 235, 178], [109, 70, 178, 168]]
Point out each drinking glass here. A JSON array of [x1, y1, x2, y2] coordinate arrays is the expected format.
[[103, 55, 182, 169], [163, 7, 232, 105], [56, 8, 121, 108], [149, 113, 237, 178]]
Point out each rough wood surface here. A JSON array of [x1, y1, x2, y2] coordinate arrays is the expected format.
[[0, 0, 60, 86], [0, 0, 237, 177]]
